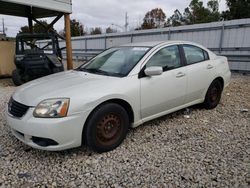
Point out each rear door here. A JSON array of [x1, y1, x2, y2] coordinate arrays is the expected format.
[[140, 45, 187, 119], [182, 44, 213, 103]]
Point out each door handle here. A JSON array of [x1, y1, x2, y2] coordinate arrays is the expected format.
[[176, 72, 186, 78], [207, 64, 214, 69]]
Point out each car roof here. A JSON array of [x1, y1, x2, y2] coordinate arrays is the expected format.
[[121, 40, 187, 47]]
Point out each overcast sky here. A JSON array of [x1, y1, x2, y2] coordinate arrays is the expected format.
[[0, 0, 227, 37]]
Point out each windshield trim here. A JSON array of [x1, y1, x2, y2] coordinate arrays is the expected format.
[[76, 46, 152, 78]]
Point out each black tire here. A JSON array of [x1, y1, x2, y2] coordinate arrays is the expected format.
[[84, 103, 129, 153], [203, 80, 223, 109], [12, 69, 23, 86]]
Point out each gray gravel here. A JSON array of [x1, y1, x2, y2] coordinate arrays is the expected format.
[[0, 74, 249, 187]]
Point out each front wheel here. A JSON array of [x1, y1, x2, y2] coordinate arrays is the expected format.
[[203, 80, 223, 109], [12, 69, 23, 86], [83, 103, 129, 153]]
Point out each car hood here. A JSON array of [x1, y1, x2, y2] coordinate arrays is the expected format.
[[13, 70, 120, 106]]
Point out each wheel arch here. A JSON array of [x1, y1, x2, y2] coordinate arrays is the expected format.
[[203, 76, 224, 109], [82, 98, 135, 145], [214, 76, 224, 89], [99, 99, 135, 124], [202, 76, 225, 102]]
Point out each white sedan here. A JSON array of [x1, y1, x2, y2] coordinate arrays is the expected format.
[[6, 41, 231, 152]]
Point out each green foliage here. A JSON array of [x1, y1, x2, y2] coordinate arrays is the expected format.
[[140, 8, 166, 29], [70, 19, 85, 37], [167, 0, 221, 26], [106, 27, 117, 34], [207, 0, 221, 22], [222, 0, 250, 20], [183, 8, 192, 25], [90, 27, 102, 35], [60, 19, 85, 37], [188, 0, 221, 24], [33, 21, 50, 33], [167, 9, 184, 27], [19, 26, 30, 33], [19, 20, 52, 34]]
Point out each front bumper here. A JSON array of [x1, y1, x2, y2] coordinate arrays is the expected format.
[[6, 107, 89, 151]]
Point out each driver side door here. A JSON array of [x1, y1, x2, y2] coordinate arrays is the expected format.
[[140, 45, 187, 121]]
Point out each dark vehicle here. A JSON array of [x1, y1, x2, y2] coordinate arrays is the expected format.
[[12, 33, 64, 86]]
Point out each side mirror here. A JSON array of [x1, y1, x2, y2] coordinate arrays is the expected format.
[[144, 66, 163, 77]]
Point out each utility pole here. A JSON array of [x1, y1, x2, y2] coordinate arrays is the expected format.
[[125, 12, 129, 32], [111, 12, 129, 32], [2, 18, 5, 35]]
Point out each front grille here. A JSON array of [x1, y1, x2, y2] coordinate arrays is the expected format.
[[8, 97, 29, 118]]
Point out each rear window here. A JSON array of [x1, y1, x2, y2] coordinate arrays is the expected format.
[[183, 45, 209, 65]]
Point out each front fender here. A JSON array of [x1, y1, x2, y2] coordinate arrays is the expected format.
[[68, 93, 140, 127]]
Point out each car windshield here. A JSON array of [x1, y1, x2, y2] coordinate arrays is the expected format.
[[78, 47, 150, 77]]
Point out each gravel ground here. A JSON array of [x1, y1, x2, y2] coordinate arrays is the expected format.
[[0, 74, 249, 187]]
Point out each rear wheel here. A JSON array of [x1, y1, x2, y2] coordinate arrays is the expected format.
[[84, 103, 129, 153], [203, 80, 223, 109], [12, 69, 23, 86]]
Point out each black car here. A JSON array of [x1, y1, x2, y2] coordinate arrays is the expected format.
[[12, 33, 64, 86]]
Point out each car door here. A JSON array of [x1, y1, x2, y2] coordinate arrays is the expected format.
[[182, 44, 213, 104], [140, 45, 187, 120]]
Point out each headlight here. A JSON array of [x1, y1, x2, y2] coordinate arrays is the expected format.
[[33, 98, 70, 118]]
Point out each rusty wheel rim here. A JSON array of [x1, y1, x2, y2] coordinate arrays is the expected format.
[[209, 86, 219, 104], [96, 113, 122, 147]]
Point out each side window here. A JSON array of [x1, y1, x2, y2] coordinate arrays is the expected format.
[[146, 45, 181, 71], [204, 50, 209, 60], [183, 45, 208, 65]]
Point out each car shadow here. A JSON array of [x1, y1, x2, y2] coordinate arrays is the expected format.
[[133, 104, 204, 129]]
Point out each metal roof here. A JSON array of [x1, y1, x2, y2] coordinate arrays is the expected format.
[[0, 0, 72, 18]]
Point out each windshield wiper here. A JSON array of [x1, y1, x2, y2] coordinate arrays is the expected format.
[[78, 67, 124, 77], [78, 68, 111, 76]]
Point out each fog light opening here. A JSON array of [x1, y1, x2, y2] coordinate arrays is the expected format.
[[32, 137, 59, 147]]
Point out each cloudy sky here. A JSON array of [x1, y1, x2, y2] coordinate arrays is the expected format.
[[0, 0, 227, 37]]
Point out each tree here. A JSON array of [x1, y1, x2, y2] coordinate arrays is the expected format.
[[90, 27, 102, 35], [19, 20, 53, 33], [208, 0, 219, 12], [140, 8, 166, 29], [184, 0, 221, 24], [166, 0, 221, 27], [106, 27, 117, 34], [19, 26, 30, 33], [183, 7, 192, 24], [70, 19, 85, 37], [222, 0, 250, 20], [207, 0, 221, 22], [188, 0, 210, 24], [60, 19, 85, 37], [167, 9, 184, 27]]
